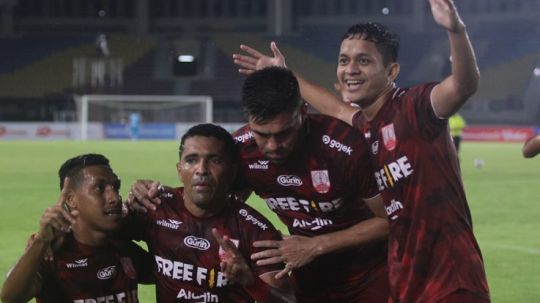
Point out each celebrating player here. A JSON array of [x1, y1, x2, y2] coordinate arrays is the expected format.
[[125, 123, 295, 302], [1, 154, 153, 303]]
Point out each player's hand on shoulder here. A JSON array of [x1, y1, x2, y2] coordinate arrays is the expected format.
[[233, 41, 287, 75], [126, 180, 163, 213]]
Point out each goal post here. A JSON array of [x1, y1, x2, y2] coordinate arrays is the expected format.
[[74, 94, 213, 140]]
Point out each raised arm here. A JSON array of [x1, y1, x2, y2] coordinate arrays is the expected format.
[[429, 0, 480, 118], [233, 42, 356, 125], [251, 194, 388, 278], [1, 180, 77, 303]]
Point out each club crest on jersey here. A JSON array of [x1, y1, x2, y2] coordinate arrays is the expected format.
[[120, 257, 137, 279], [310, 170, 330, 194], [381, 123, 397, 151], [218, 238, 239, 261]]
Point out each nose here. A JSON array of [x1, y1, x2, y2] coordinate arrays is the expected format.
[[265, 136, 280, 152], [195, 159, 209, 175], [345, 61, 359, 74], [105, 187, 121, 205]]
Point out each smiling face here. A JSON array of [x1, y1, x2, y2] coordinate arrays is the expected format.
[[249, 109, 304, 164], [337, 37, 399, 108], [71, 165, 123, 233], [177, 136, 237, 216]]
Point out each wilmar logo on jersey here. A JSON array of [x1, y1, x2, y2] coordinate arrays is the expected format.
[[311, 170, 330, 194], [381, 123, 397, 151]]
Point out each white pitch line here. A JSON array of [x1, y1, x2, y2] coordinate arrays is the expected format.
[[482, 242, 540, 255]]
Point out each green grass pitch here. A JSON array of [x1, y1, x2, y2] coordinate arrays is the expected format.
[[0, 141, 538, 302]]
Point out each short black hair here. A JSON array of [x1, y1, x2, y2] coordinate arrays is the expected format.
[[179, 124, 239, 163], [241, 66, 301, 124], [342, 22, 400, 66], [58, 153, 113, 190]]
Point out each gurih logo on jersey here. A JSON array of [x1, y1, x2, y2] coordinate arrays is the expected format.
[[382, 123, 397, 151], [311, 170, 330, 194], [277, 175, 303, 187]]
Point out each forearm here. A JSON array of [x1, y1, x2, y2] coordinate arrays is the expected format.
[[447, 26, 480, 98], [255, 274, 296, 303], [1, 236, 46, 303], [294, 72, 354, 125], [311, 217, 389, 257]]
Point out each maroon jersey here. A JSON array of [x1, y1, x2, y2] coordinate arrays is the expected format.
[[36, 233, 152, 303], [234, 115, 387, 302], [352, 83, 490, 302], [127, 187, 284, 303]]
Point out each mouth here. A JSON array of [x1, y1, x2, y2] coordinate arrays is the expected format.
[[104, 207, 123, 218], [345, 79, 365, 91], [193, 182, 212, 191]]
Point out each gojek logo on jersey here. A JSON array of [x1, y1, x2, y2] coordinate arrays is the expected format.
[[385, 199, 404, 221], [374, 156, 414, 191], [234, 132, 253, 143], [322, 135, 353, 155]]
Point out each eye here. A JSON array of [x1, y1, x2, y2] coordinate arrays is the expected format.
[[210, 157, 224, 165], [358, 57, 370, 65], [338, 57, 348, 65]]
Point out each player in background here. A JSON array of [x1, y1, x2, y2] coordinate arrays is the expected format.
[[449, 113, 467, 154], [125, 123, 295, 303], [522, 134, 540, 158], [1, 154, 154, 303], [129, 68, 389, 302], [232, 0, 490, 302]]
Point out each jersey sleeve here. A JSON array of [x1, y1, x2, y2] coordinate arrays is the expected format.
[[402, 82, 447, 142]]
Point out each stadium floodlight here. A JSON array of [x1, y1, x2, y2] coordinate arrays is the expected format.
[[74, 94, 213, 140]]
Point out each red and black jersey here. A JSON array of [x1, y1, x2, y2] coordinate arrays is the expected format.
[[36, 233, 152, 303], [234, 115, 387, 302], [353, 83, 490, 302], [126, 188, 283, 303]]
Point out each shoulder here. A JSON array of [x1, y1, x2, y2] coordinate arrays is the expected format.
[[308, 114, 367, 156], [228, 200, 276, 233], [393, 82, 438, 104]]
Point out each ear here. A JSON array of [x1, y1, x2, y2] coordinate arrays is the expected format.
[[387, 62, 400, 82], [65, 190, 78, 210]]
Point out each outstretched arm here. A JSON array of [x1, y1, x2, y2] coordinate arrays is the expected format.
[[522, 135, 540, 158], [233, 42, 357, 125], [251, 195, 388, 279], [430, 0, 480, 118], [1, 179, 77, 303], [212, 229, 295, 302]]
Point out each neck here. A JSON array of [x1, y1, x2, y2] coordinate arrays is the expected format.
[[71, 224, 108, 247], [183, 193, 227, 218], [361, 82, 395, 121]]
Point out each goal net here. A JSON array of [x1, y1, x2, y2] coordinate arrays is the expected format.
[[74, 94, 213, 140]]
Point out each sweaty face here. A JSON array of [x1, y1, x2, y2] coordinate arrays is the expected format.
[[73, 166, 122, 233], [178, 136, 236, 213], [337, 37, 396, 108], [249, 110, 304, 163]]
